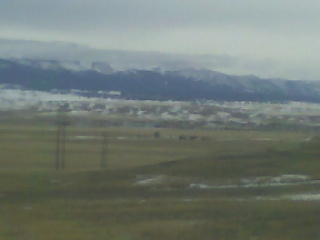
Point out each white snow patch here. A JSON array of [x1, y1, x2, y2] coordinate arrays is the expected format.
[[188, 114, 203, 121], [136, 175, 165, 185], [246, 193, 320, 201], [252, 138, 280, 141], [190, 175, 317, 190], [286, 193, 320, 201], [74, 136, 100, 140], [190, 183, 238, 189], [241, 174, 310, 185], [301, 137, 313, 142]]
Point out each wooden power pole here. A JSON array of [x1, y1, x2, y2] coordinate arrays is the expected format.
[[101, 132, 108, 169], [55, 104, 69, 170]]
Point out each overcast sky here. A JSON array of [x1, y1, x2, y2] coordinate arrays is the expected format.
[[1, 0, 320, 80]]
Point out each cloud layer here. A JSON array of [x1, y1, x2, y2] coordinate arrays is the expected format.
[[1, 0, 320, 79]]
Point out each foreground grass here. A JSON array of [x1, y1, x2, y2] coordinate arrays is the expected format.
[[1, 122, 320, 239], [2, 197, 320, 240], [1, 169, 320, 240]]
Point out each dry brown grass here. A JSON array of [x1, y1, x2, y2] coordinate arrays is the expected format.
[[1, 121, 320, 239]]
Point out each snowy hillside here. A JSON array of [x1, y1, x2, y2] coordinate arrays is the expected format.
[[2, 87, 320, 130], [2, 58, 320, 103]]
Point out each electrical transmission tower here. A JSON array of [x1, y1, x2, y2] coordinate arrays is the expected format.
[[55, 103, 69, 170], [101, 132, 108, 169]]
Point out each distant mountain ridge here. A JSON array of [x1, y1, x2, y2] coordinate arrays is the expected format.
[[1, 58, 320, 102]]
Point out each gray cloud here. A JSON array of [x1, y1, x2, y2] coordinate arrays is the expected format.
[[1, 1, 319, 32], [0, 0, 320, 79]]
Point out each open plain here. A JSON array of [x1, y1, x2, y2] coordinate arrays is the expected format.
[[1, 115, 320, 239]]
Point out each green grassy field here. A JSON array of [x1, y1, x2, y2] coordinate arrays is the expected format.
[[1, 121, 320, 239]]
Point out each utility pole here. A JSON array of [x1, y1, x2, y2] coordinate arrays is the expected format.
[[101, 132, 108, 169], [55, 113, 61, 170], [55, 103, 69, 170]]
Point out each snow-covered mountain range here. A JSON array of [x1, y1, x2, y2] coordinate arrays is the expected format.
[[1, 57, 320, 102]]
